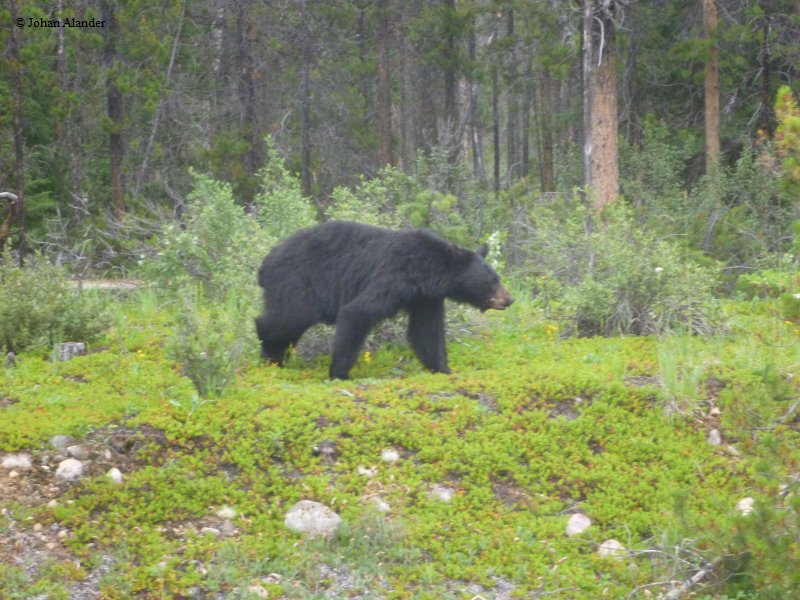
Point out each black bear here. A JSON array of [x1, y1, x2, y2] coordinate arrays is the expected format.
[[255, 221, 513, 379]]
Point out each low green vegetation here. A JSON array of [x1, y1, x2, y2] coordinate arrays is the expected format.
[[1, 287, 799, 599]]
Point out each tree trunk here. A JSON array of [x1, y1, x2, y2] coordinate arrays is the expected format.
[[468, 31, 486, 184], [539, 63, 555, 193], [443, 0, 459, 168], [377, 0, 394, 167], [102, 0, 125, 223], [236, 0, 261, 188], [703, 0, 720, 170], [7, 0, 25, 261], [582, 0, 620, 211], [492, 59, 500, 195], [299, 0, 313, 198]]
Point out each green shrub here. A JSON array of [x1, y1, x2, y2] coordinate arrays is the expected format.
[[146, 170, 267, 301], [0, 253, 111, 355], [252, 137, 316, 239], [521, 199, 719, 336], [166, 288, 254, 398]]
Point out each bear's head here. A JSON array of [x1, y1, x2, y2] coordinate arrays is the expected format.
[[449, 243, 514, 312]]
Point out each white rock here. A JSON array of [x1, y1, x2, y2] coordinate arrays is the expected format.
[[1, 454, 32, 470], [55, 458, 83, 481], [709, 406, 721, 417], [357, 465, 377, 478], [430, 485, 456, 503], [707, 429, 722, 446], [735, 497, 755, 516], [284, 500, 341, 538], [566, 513, 591, 536], [598, 538, 626, 559], [247, 585, 269, 599], [49, 436, 74, 451], [200, 527, 221, 537], [107, 468, 123, 484], [216, 505, 237, 520], [66, 445, 89, 460], [369, 497, 391, 513], [47, 499, 58, 508], [380, 448, 400, 463]]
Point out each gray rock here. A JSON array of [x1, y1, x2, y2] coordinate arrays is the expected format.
[[55, 458, 83, 481], [285, 500, 341, 537]]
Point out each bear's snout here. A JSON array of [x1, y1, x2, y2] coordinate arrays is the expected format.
[[487, 285, 514, 310]]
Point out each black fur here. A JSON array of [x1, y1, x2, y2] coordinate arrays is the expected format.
[[256, 221, 513, 379]]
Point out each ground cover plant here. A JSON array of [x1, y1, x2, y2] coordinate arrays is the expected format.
[[1, 286, 799, 599]]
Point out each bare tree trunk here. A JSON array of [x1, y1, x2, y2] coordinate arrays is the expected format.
[[4, 0, 25, 261], [443, 0, 459, 169], [299, 0, 313, 198], [581, 2, 594, 193], [377, 0, 394, 167], [236, 0, 261, 188], [505, 9, 518, 183], [102, 0, 125, 223], [539, 63, 555, 193], [703, 0, 720, 170], [521, 57, 532, 179], [468, 31, 486, 184], [492, 59, 500, 195], [582, 0, 620, 211]]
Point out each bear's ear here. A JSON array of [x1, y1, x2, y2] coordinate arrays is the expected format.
[[477, 243, 489, 258]]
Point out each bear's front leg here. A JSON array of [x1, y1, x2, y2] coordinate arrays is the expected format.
[[330, 300, 385, 379], [407, 298, 450, 374]]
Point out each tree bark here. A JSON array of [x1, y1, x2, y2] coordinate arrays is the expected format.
[[703, 0, 720, 170], [299, 0, 313, 198], [102, 0, 125, 223], [7, 0, 25, 261], [582, 0, 620, 211], [539, 63, 555, 193], [377, 0, 394, 167]]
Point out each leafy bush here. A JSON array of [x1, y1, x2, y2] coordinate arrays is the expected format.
[[521, 199, 719, 336], [146, 170, 267, 301], [252, 137, 316, 239], [0, 253, 110, 355], [166, 288, 254, 398]]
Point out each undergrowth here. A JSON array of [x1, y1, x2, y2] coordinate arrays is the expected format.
[[1, 290, 798, 598]]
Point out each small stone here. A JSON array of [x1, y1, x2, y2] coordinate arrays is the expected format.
[[598, 538, 626, 559], [47, 499, 58, 508], [66, 445, 89, 460], [709, 406, 721, 417], [49, 435, 74, 451], [430, 485, 456, 503], [8, 470, 18, 478], [707, 429, 722, 446], [216, 505, 237, 520], [370, 497, 391, 513], [33, 523, 43, 532], [284, 500, 341, 538], [55, 458, 83, 481], [381, 448, 400, 463], [200, 527, 221, 537], [2, 454, 32, 470], [57, 530, 68, 539], [107, 468, 123, 484], [247, 585, 269, 599], [736, 497, 755, 516], [566, 513, 591, 536], [357, 465, 377, 478]]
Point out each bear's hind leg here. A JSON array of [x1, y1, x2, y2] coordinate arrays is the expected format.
[[330, 298, 389, 380]]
